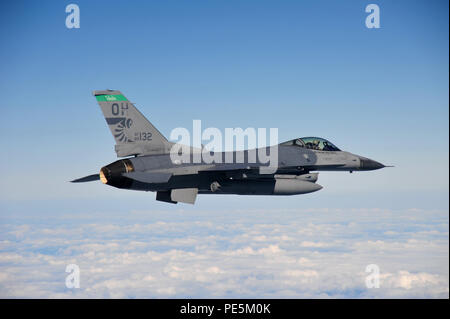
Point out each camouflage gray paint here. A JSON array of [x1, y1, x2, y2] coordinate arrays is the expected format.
[[71, 90, 387, 204]]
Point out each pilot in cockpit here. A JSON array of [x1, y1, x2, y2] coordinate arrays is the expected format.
[[312, 140, 320, 150], [305, 140, 320, 150], [284, 137, 341, 152]]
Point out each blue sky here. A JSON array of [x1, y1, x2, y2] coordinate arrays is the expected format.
[[0, 0, 448, 298]]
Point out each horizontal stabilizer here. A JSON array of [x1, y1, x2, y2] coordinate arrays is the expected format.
[[70, 174, 100, 183], [123, 172, 172, 184], [156, 191, 177, 204], [171, 188, 198, 204], [156, 188, 198, 204]]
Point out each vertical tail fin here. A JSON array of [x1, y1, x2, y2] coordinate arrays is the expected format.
[[94, 90, 172, 157]]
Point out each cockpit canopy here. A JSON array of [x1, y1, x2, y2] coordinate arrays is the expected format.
[[280, 137, 341, 151]]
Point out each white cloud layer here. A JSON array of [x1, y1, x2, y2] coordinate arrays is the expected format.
[[0, 208, 448, 298]]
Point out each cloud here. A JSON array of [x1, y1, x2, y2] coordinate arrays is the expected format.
[[0, 208, 448, 298]]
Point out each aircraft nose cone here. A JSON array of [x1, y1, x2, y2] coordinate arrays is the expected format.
[[359, 157, 385, 170]]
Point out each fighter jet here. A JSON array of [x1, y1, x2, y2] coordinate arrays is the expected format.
[[71, 90, 387, 204]]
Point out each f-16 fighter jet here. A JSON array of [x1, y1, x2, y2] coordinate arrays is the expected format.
[[71, 90, 387, 204]]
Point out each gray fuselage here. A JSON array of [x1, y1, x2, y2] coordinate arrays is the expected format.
[[99, 143, 383, 196]]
